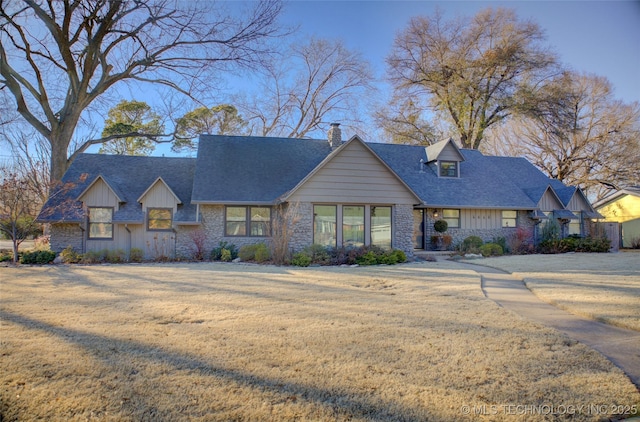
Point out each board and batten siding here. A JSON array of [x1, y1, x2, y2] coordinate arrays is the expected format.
[[80, 178, 120, 210], [567, 193, 590, 212], [139, 180, 180, 212], [288, 140, 417, 204], [538, 189, 563, 211], [460, 209, 502, 230], [436, 143, 462, 161]]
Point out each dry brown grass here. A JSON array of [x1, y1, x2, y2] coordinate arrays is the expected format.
[[474, 252, 640, 331], [1, 261, 639, 421]]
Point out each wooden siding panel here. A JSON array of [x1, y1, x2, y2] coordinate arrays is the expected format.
[[568, 193, 590, 212], [461, 209, 502, 229], [141, 182, 178, 212], [289, 141, 417, 204], [538, 190, 563, 211], [82, 179, 119, 209], [438, 143, 462, 161]]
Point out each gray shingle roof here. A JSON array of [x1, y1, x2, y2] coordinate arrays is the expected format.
[[192, 135, 332, 204], [38, 154, 196, 223], [40, 136, 581, 222], [369, 144, 546, 209]]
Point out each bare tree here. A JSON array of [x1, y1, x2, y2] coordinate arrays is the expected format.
[[374, 97, 438, 145], [485, 72, 640, 200], [387, 7, 557, 150], [238, 37, 374, 139], [0, 167, 42, 263], [0, 0, 282, 182]]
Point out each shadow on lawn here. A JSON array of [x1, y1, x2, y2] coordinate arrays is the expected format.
[[0, 309, 425, 420]]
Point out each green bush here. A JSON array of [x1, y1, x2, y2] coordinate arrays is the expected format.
[[302, 244, 331, 265], [106, 249, 126, 263], [0, 250, 12, 262], [254, 243, 270, 263], [60, 246, 81, 264], [479, 243, 503, 257], [82, 249, 107, 264], [129, 247, 144, 263], [238, 243, 271, 263], [20, 250, 56, 265], [460, 236, 483, 253], [220, 248, 232, 262], [356, 250, 379, 266], [433, 219, 448, 233], [291, 252, 312, 267], [540, 219, 561, 243], [211, 241, 238, 261], [491, 236, 508, 254]]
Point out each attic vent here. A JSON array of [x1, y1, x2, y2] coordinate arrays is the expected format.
[[328, 123, 341, 148]]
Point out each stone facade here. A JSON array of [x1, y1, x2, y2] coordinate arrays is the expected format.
[[423, 210, 537, 251], [393, 204, 415, 256], [50, 223, 83, 253]]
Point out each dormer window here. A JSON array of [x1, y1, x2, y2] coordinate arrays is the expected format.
[[439, 161, 458, 178]]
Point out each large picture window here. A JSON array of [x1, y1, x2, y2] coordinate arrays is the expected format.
[[343, 206, 365, 247], [314, 205, 336, 247], [148, 208, 173, 231], [225, 206, 271, 237], [442, 209, 460, 228], [88, 207, 113, 239], [371, 206, 392, 249], [502, 210, 517, 228]]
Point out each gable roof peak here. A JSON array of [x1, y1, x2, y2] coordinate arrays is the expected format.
[[425, 138, 465, 162]]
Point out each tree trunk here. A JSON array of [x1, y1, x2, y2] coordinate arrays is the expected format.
[[49, 132, 72, 184]]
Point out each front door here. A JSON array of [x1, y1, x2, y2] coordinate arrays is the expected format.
[[413, 209, 425, 249]]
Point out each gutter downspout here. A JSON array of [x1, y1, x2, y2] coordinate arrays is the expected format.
[[125, 225, 131, 260]]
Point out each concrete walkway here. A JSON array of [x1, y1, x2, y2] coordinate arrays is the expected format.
[[453, 260, 640, 390]]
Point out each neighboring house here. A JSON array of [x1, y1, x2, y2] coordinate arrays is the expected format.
[[593, 187, 640, 248], [38, 125, 600, 259]]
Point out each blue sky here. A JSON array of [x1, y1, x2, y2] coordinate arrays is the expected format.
[[279, 0, 640, 104]]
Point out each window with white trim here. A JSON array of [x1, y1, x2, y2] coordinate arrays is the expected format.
[[502, 210, 517, 228]]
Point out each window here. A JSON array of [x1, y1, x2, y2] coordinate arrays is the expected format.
[[250, 207, 271, 236], [569, 213, 582, 235], [314, 205, 336, 247], [147, 208, 173, 231], [225, 206, 271, 237], [343, 206, 365, 247], [371, 206, 392, 249], [502, 210, 517, 228], [439, 161, 458, 177], [442, 209, 460, 228], [88, 207, 113, 239]]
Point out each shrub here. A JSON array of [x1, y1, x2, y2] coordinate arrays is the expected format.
[[630, 236, 640, 249], [433, 219, 448, 233], [575, 236, 610, 253], [479, 243, 503, 257], [106, 249, 126, 263], [507, 227, 533, 254], [460, 236, 483, 253], [540, 219, 561, 243], [82, 249, 107, 264], [189, 229, 207, 261], [220, 248, 232, 262], [302, 244, 331, 265], [356, 250, 379, 266], [0, 250, 12, 262], [211, 241, 238, 261], [491, 236, 507, 253], [60, 246, 81, 264], [238, 243, 271, 263], [129, 247, 144, 263], [291, 252, 312, 267], [20, 250, 56, 265]]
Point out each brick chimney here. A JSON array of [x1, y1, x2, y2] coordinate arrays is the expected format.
[[328, 123, 341, 149]]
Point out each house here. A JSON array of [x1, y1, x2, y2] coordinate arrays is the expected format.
[[38, 125, 601, 259], [593, 187, 640, 248]]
